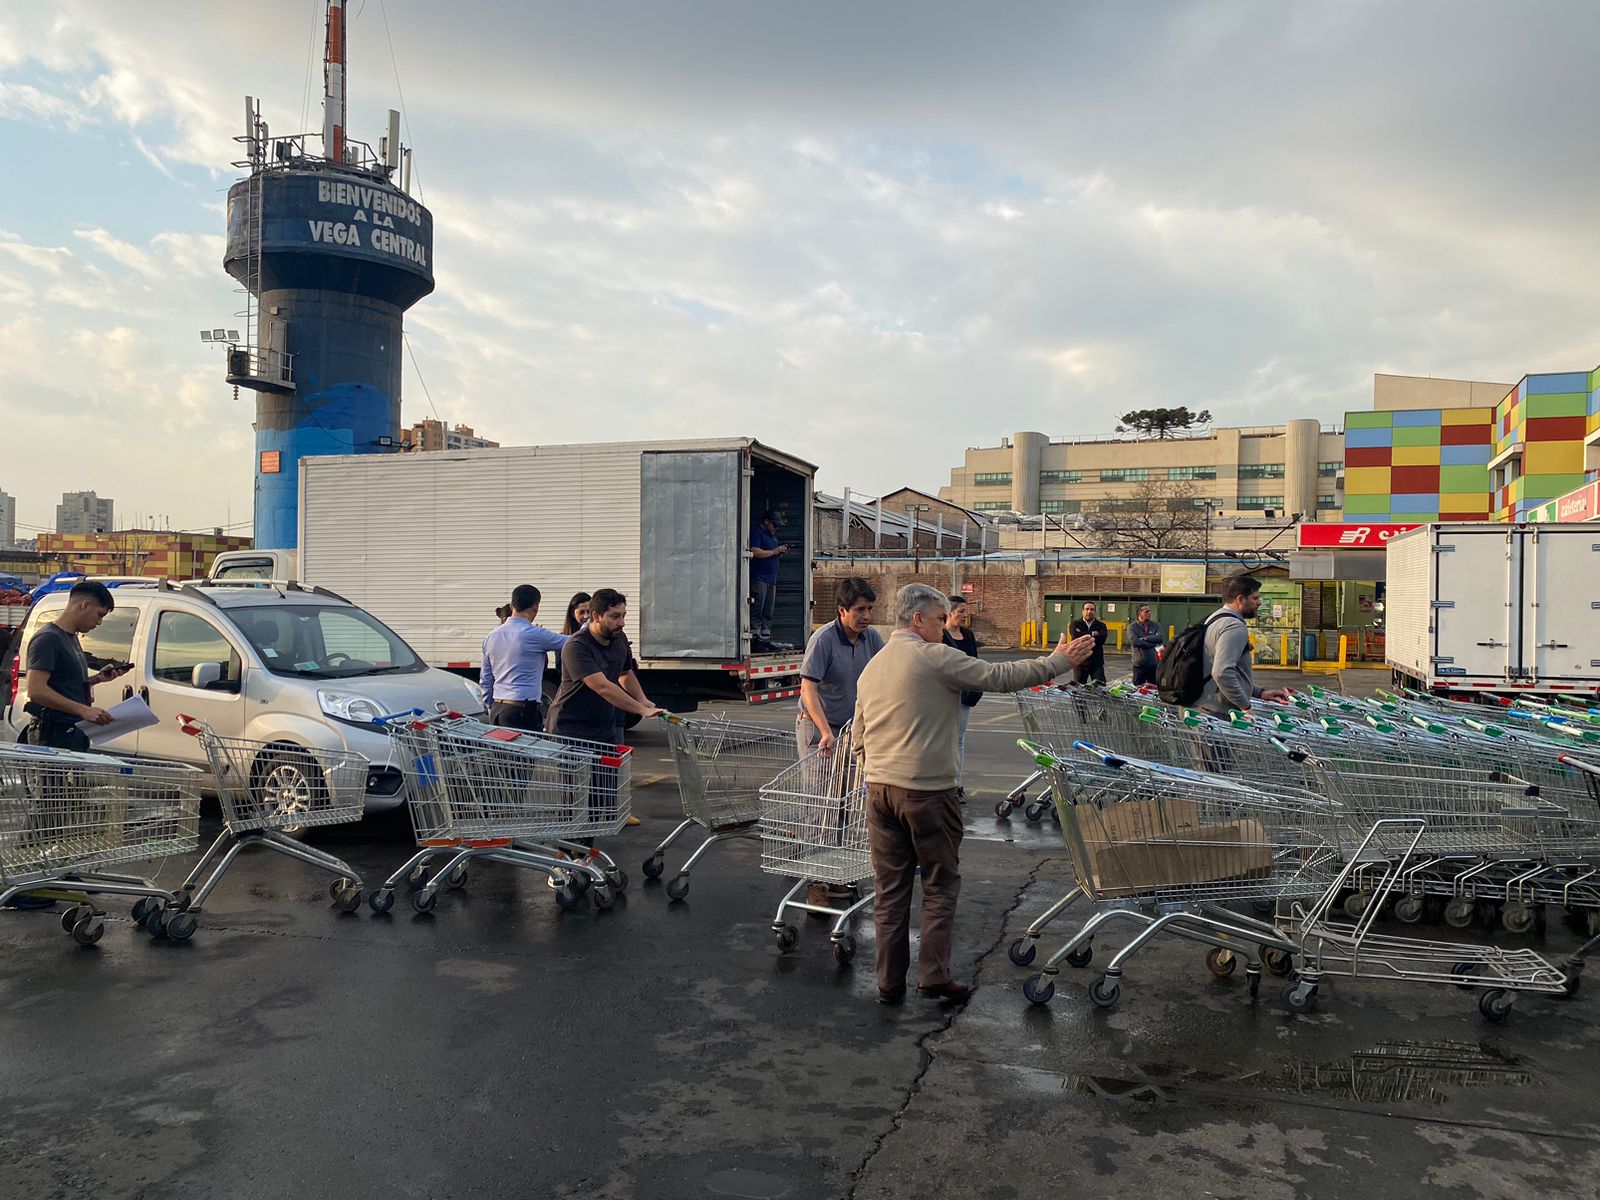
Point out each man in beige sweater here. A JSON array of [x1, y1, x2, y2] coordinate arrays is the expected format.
[[853, 583, 1094, 1004]]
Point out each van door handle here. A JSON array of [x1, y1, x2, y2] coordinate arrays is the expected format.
[[122, 685, 134, 700], [139, 687, 149, 703]]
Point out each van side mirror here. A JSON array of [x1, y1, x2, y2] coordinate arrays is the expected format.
[[191, 661, 224, 690]]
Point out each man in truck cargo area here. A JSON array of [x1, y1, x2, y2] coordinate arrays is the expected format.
[[22, 580, 128, 751], [1197, 575, 1291, 717], [480, 584, 567, 732], [749, 509, 790, 652], [852, 583, 1096, 1005]]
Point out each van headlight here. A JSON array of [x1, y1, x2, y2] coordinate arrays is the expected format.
[[318, 689, 384, 725]]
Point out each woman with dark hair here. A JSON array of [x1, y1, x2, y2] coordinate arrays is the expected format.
[[561, 592, 592, 636], [494, 604, 512, 623]]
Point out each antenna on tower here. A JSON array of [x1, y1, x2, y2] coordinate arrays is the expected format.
[[323, 0, 347, 164]]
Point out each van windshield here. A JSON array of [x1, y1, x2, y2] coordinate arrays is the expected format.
[[231, 604, 425, 678]]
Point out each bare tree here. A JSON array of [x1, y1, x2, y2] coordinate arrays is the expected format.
[[1082, 479, 1211, 556]]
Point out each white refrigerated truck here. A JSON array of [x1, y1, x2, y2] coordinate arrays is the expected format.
[[210, 437, 815, 708], [1385, 521, 1600, 698]]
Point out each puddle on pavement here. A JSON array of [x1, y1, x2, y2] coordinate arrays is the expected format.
[[1068, 1039, 1534, 1109], [704, 1167, 793, 1198]]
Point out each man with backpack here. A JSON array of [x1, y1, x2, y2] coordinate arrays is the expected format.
[[1196, 576, 1291, 715]]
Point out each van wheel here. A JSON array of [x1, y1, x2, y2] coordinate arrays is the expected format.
[[248, 746, 323, 829]]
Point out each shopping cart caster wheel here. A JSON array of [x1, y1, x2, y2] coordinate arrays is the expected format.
[[642, 853, 665, 880], [1282, 983, 1317, 1014], [405, 867, 431, 891], [1088, 976, 1121, 1010], [1066, 944, 1094, 969], [1394, 896, 1426, 924], [1251, 898, 1276, 916], [61, 903, 91, 934], [1022, 973, 1055, 1005], [592, 886, 616, 911], [368, 889, 395, 914], [1479, 989, 1513, 1023], [553, 881, 587, 912], [166, 912, 198, 941], [411, 889, 438, 915], [1450, 961, 1480, 991], [130, 897, 157, 924], [606, 869, 628, 894], [1023, 800, 1049, 824], [832, 935, 856, 964], [1558, 961, 1583, 998], [993, 800, 1013, 820], [774, 924, 800, 954], [446, 866, 469, 891], [144, 905, 168, 938], [1342, 892, 1371, 920], [1008, 938, 1037, 967], [1205, 948, 1237, 979], [1261, 948, 1294, 977], [665, 874, 691, 902], [71, 914, 105, 946], [331, 881, 363, 912], [1443, 899, 1475, 929], [1247, 967, 1262, 999], [1501, 902, 1536, 935]]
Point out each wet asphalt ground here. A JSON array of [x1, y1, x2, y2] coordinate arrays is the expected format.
[[3, 666, 1598, 1199]]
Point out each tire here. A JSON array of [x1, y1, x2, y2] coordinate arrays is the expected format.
[[1261, 947, 1294, 977], [833, 934, 856, 964], [446, 866, 469, 891], [774, 924, 800, 953], [553, 881, 587, 911], [592, 885, 616, 911], [1008, 938, 1037, 968], [1066, 943, 1094, 969], [249, 747, 327, 828], [62, 903, 90, 934], [1088, 975, 1121, 1009], [1394, 895, 1425, 924], [1443, 898, 1475, 929], [405, 867, 432, 891], [1023, 800, 1049, 824], [331, 881, 363, 912], [665, 874, 691, 902], [144, 905, 168, 938], [71, 914, 105, 946], [130, 897, 157, 924], [1342, 891, 1370, 920], [1451, 961, 1480, 991], [994, 800, 1013, 820], [1022, 974, 1055, 1006], [1501, 902, 1535, 935], [166, 911, 198, 941], [368, 889, 395, 914], [1205, 947, 1237, 979], [411, 888, 437, 914], [1479, 989, 1513, 1023], [642, 853, 665, 880], [607, 869, 629, 894], [1282, 983, 1317, 1013]]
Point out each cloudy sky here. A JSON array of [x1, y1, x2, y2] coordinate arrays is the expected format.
[[2, 1, 1598, 537]]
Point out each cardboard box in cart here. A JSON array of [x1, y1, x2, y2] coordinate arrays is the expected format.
[[1071, 797, 1274, 897], [1384, 522, 1600, 697]]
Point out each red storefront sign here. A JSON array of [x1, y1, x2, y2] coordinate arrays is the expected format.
[[1554, 481, 1599, 523], [1296, 522, 1421, 549]]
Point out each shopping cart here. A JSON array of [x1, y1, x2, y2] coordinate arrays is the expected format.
[[759, 724, 873, 963], [0, 743, 202, 944], [1013, 739, 1333, 1009], [155, 715, 369, 934], [370, 712, 631, 914], [645, 714, 796, 900]]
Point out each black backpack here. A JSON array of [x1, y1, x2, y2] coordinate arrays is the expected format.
[[1156, 611, 1234, 706]]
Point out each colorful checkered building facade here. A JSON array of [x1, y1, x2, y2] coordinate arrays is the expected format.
[[1344, 365, 1600, 522]]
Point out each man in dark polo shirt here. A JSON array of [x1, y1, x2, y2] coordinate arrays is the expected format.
[[24, 581, 128, 750]]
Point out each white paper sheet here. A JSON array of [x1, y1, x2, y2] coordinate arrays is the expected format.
[[75, 695, 161, 745]]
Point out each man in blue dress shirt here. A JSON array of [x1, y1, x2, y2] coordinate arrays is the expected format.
[[480, 584, 568, 732]]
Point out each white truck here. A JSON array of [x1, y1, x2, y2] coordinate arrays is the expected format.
[[210, 437, 815, 708], [1385, 522, 1600, 698]]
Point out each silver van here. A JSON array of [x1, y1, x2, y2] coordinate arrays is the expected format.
[[3, 580, 486, 812]]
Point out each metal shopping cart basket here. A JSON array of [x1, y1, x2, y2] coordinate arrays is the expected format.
[[370, 713, 631, 914], [153, 715, 369, 935], [644, 714, 797, 900], [0, 742, 202, 944], [1013, 739, 1335, 1010], [759, 724, 873, 963]]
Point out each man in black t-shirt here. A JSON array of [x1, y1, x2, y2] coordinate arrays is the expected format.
[[1068, 601, 1109, 685], [547, 589, 664, 824], [23, 581, 131, 750]]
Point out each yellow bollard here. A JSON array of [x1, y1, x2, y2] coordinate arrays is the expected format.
[[1280, 633, 1289, 667], [1042, 622, 1048, 647], [1337, 634, 1349, 670], [1168, 624, 1176, 641]]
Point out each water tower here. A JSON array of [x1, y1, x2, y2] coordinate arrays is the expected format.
[[220, 0, 433, 549]]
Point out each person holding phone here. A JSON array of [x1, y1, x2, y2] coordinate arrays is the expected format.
[[23, 580, 130, 751]]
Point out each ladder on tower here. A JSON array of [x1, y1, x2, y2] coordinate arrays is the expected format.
[[227, 102, 294, 393]]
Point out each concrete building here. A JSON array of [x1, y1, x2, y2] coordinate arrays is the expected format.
[[406, 419, 499, 452], [938, 421, 1345, 523], [55, 491, 114, 535], [35, 530, 253, 580], [1372, 373, 1511, 412], [0, 488, 15, 550]]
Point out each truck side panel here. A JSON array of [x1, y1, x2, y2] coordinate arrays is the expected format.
[[1523, 528, 1600, 683], [1431, 527, 1514, 684], [639, 450, 741, 658], [1383, 527, 1433, 685]]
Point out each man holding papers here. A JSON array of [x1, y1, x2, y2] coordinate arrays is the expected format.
[[23, 581, 132, 751]]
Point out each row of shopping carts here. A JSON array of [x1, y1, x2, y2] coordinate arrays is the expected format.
[[2, 707, 875, 959], [1003, 680, 1600, 1022]]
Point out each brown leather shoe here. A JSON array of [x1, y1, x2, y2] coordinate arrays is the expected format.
[[877, 985, 907, 1006], [917, 981, 973, 1003]]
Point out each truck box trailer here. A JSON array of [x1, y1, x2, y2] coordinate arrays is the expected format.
[[1385, 522, 1600, 697], [250, 437, 814, 707]]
